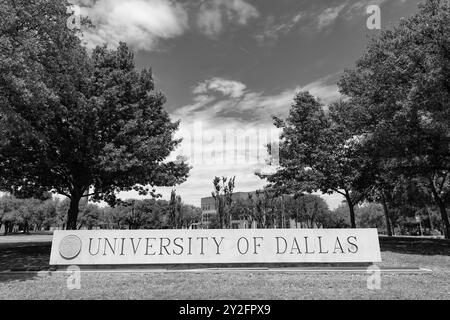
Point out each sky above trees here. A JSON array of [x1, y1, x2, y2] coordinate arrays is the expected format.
[[72, 0, 419, 207]]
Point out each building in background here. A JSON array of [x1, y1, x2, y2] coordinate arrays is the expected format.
[[200, 191, 258, 229]]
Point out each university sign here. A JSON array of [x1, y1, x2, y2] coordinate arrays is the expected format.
[[50, 229, 381, 266]]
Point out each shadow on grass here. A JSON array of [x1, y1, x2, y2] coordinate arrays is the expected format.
[[380, 237, 450, 256], [0, 272, 41, 283], [0, 242, 51, 283]]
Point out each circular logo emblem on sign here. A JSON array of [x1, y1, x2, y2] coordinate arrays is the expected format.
[[59, 235, 82, 259]]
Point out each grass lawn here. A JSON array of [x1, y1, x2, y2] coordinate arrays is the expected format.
[[0, 234, 449, 300]]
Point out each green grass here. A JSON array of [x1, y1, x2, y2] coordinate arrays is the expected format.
[[0, 259, 448, 300], [0, 235, 449, 300]]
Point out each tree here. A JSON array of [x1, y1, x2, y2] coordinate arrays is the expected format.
[[357, 203, 386, 231], [249, 192, 266, 228], [16, 198, 41, 234], [0, 194, 59, 233], [137, 199, 165, 229], [119, 200, 151, 230], [386, 177, 443, 235], [211, 176, 235, 228], [0, 0, 89, 201], [0, 1, 190, 229], [180, 204, 202, 229], [338, 0, 450, 238], [0, 195, 19, 234], [328, 204, 352, 228], [259, 92, 371, 228], [100, 206, 122, 229], [168, 190, 182, 229], [32, 199, 58, 231], [94, 198, 198, 230], [77, 203, 102, 230], [230, 198, 254, 227], [55, 198, 70, 229], [284, 194, 331, 228]]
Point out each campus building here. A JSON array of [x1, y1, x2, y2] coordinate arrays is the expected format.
[[201, 192, 258, 229]]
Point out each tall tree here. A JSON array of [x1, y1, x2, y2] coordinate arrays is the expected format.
[[229, 198, 254, 227], [211, 176, 235, 228], [284, 194, 331, 228], [0, 1, 190, 229], [259, 92, 371, 227], [168, 190, 182, 229], [338, 0, 450, 238], [180, 204, 202, 229]]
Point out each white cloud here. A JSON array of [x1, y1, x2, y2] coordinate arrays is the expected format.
[[111, 74, 343, 208], [303, 75, 340, 105], [193, 78, 247, 98], [160, 74, 342, 206], [316, 3, 347, 30], [255, 13, 303, 43], [316, 0, 404, 29], [175, 74, 341, 125], [343, 0, 389, 20], [272, 0, 399, 35], [74, 0, 188, 51], [197, 0, 259, 37]]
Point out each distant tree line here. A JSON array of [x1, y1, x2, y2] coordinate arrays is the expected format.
[[331, 203, 442, 236], [0, 192, 201, 234], [208, 175, 438, 235], [226, 192, 334, 229]]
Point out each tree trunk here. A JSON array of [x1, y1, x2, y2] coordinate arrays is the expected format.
[[3, 222, 8, 235], [344, 191, 356, 228], [24, 221, 29, 235], [381, 194, 393, 237], [436, 201, 450, 239], [429, 181, 450, 239], [66, 195, 81, 230], [428, 209, 433, 231], [348, 204, 356, 228]]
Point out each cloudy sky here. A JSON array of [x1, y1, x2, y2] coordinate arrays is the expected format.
[[73, 0, 419, 208]]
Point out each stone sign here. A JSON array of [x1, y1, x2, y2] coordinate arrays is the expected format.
[[49, 228, 381, 265]]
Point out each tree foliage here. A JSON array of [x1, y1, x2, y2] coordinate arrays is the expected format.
[[211, 176, 235, 228], [0, 0, 190, 229], [338, 0, 450, 237], [168, 190, 183, 229], [259, 92, 371, 227]]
